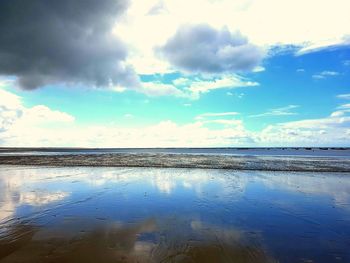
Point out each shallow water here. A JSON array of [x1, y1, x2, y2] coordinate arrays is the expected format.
[[0, 166, 350, 262]]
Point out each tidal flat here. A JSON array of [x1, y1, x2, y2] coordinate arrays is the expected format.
[[0, 166, 350, 262], [1, 153, 350, 172]]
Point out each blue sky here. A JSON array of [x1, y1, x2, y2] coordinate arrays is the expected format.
[[1, 0, 350, 147]]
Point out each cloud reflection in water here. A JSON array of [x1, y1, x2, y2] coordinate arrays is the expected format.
[[0, 166, 349, 262]]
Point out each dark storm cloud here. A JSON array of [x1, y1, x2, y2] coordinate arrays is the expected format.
[[158, 24, 263, 73], [0, 0, 139, 90]]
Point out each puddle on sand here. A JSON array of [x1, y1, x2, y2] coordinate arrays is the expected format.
[[0, 166, 350, 262]]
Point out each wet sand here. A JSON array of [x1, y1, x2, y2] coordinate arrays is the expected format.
[[1, 166, 350, 262], [1, 153, 350, 172]]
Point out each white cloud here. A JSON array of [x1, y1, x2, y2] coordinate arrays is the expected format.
[[295, 36, 350, 55], [330, 111, 346, 117], [0, 87, 75, 144], [0, 89, 253, 146], [21, 105, 74, 125], [1, 111, 350, 147], [195, 112, 239, 120], [226, 92, 245, 99], [115, 0, 350, 76], [0, 85, 24, 132], [258, 111, 350, 146], [139, 81, 185, 97], [277, 115, 350, 129], [186, 75, 258, 95], [139, 74, 258, 99], [312, 71, 340, 79], [233, 0, 350, 52], [250, 105, 299, 118], [323, 71, 340, 76], [126, 55, 174, 75], [1, 88, 349, 147], [337, 93, 350, 100], [252, 66, 265, 72], [0, 82, 22, 110], [200, 119, 244, 126], [124, 113, 134, 119], [338, 103, 350, 109], [173, 75, 258, 99], [1, 0, 349, 90]]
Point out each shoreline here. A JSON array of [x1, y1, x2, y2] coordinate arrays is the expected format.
[[1, 153, 350, 172]]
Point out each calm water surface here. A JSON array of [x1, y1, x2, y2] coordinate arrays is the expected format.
[[0, 166, 350, 262]]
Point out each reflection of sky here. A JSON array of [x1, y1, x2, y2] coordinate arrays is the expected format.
[[0, 166, 350, 262]]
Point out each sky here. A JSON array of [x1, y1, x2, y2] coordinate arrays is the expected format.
[[0, 0, 350, 147]]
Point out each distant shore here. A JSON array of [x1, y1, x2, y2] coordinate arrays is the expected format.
[[1, 153, 350, 172], [1, 147, 350, 158]]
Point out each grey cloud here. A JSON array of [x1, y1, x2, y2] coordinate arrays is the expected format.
[[158, 24, 263, 73], [0, 0, 140, 90]]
